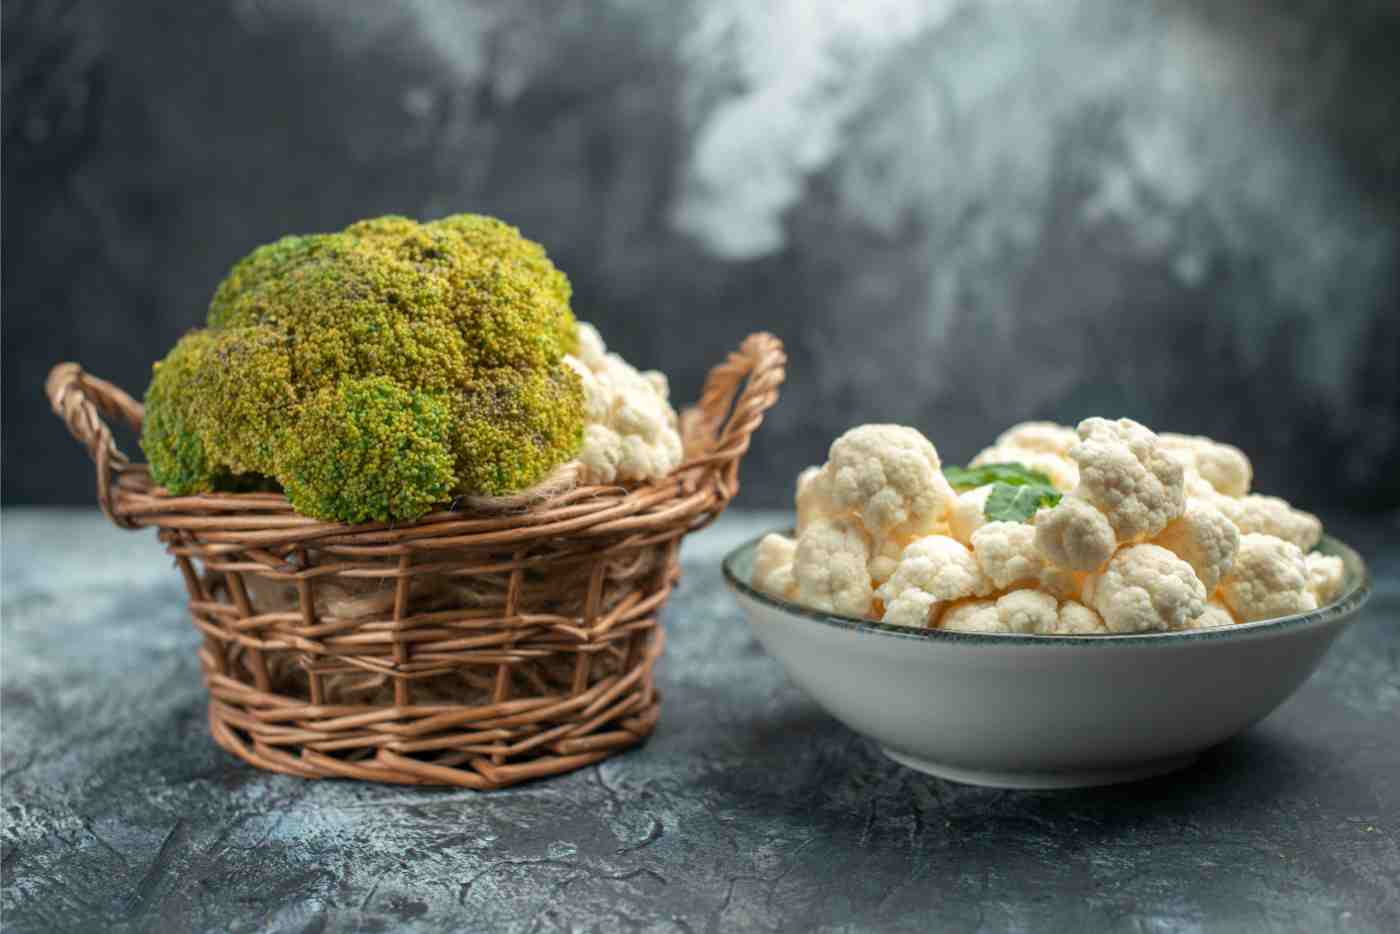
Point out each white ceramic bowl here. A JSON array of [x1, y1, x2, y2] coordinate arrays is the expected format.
[[723, 533, 1371, 789]]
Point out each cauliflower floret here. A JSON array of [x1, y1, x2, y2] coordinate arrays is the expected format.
[[868, 534, 917, 589], [569, 324, 684, 485], [876, 535, 990, 627], [1305, 552, 1346, 605], [1158, 433, 1252, 497], [795, 465, 837, 533], [1038, 566, 1087, 602], [1184, 598, 1238, 630], [970, 445, 1079, 492], [883, 591, 942, 628], [1214, 495, 1322, 551], [971, 521, 1046, 590], [1068, 417, 1185, 544], [1046, 600, 1109, 634], [1219, 533, 1317, 622], [1034, 495, 1117, 572], [1182, 467, 1220, 501], [936, 590, 1057, 634], [1083, 543, 1207, 633], [752, 533, 797, 600], [793, 517, 874, 617], [994, 421, 1079, 456], [996, 589, 1060, 633], [938, 599, 1005, 633], [574, 320, 609, 371], [948, 485, 993, 545], [1151, 500, 1240, 593], [826, 425, 955, 541]]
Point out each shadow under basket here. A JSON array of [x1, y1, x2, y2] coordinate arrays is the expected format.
[[47, 333, 785, 789]]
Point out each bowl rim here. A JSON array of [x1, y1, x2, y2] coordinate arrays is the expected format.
[[722, 530, 1371, 647]]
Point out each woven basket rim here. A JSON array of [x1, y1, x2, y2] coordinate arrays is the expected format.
[[46, 332, 786, 547]]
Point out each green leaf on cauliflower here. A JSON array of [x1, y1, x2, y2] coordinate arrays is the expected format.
[[943, 462, 1056, 492], [943, 461, 1062, 522], [983, 482, 1062, 523]]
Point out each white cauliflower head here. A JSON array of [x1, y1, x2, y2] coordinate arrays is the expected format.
[[938, 599, 1004, 633], [937, 589, 1058, 634], [877, 534, 990, 615], [1084, 543, 1207, 633], [793, 517, 874, 617], [574, 321, 610, 370], [752, 533, 797, 600], [1047, 600, 1109, 634], [995, 589, 1060, 634], [795, 465, 836, 533], [1158, 433, 1252, 497], [994, 421, 1079, 456], [1305, 552, 1346, 606], [1038, 566, 1087, 602], [1185, 598, 1238, 630], [1214, 495, 1322, 552], [971, 521, 1047, 590], [1034, 494, 1117, 572], [1182, 467, 1221, 501], [970, 445, 1079, 492], [826, 425, 955, 541], [882, 591, 941, 628], [1069, 417, 1185, 544], [948, 484, 993, 546], [1219, 533, 1318, 622], [569, 323, 684, 485], [1151, 500, 1240, 593], [868, 534, 918, 590]]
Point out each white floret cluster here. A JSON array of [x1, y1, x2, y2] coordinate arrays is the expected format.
[[753, 418, 1340, 635], [566, 322, 684, 485]]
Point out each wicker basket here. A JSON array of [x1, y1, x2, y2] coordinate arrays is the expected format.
[[46, 333, 784, 789]]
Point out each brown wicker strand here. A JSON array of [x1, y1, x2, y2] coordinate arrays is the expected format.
[[45, 332, 785, 788]]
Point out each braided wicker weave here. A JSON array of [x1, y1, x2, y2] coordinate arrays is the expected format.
[[47, 333, 784, 788]]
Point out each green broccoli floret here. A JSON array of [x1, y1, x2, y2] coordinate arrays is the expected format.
[[143, 213, 585, 522], [142, 330, 216, 494]]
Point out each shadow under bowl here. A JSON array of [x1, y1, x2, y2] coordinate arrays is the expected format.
[[722, 533, 1371, 789]]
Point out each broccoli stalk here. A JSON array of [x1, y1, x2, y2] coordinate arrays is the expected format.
[[143, 213, 585, 523]]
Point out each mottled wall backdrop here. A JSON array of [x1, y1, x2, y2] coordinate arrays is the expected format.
[[5, 0, 1398, 512]]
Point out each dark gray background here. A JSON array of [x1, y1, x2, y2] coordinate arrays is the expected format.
[[5, 0, 1399, 513]]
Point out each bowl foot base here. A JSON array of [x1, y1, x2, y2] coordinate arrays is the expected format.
[[881, 747, 1199, 789]]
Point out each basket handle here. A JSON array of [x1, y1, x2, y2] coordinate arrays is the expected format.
[[682, 332, 787, 499], [46, 363, 146, 529]]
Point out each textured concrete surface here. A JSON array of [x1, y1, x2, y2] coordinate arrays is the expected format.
[[3, 508, 1398, 933], [5, 0, 1400, 512]]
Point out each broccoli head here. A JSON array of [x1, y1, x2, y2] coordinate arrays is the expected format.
[[143, 213, 585, 522]]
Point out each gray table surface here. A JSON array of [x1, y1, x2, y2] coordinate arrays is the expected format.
[[3, 508, 1397, 934]]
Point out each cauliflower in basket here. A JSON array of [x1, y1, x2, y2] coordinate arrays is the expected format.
[[568, 323, 684, 485], [752, 416, 1345, 635]]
